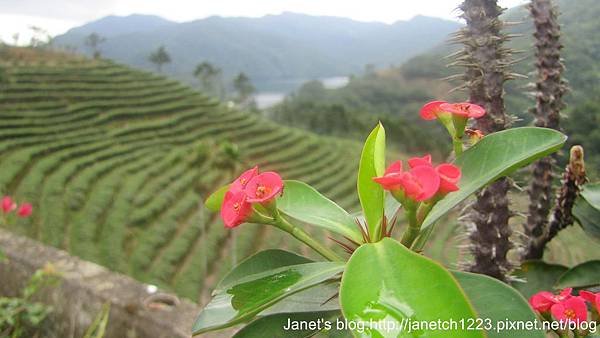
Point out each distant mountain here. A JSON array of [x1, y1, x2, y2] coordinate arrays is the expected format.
[[53, 13, 461, 89]]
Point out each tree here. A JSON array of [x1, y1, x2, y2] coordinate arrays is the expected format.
[[84, 33, 106, 59], [194, 62, 223, 98], [28, 26, 50, 47], [148, 46, 171, 73], [12, 33, 19, 46], [232, 72, 255, 104]]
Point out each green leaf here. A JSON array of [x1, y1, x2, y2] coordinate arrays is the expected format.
[[205, 184, 229, 212], [511, 261, 568, 299], [573, 183, 600, 240], [340, 237, 483, 338], [218, 249, 313, 289], [83, 302, 111, 338], [278, 181, 362, 243], [420, 127, 566, 234], [220, 250, 343, 337], [453, 271, 545, 338], [233, 311, 341, 338], [357, 123, 386, 240], [193, 252, 344, 335], [555, 260, 600, 289]]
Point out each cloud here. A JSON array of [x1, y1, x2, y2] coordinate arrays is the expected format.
[[0, 0, 117, 22]]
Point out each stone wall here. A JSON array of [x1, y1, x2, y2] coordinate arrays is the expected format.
[[0, 229, 201, 338]]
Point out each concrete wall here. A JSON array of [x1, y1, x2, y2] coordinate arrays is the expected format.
[[0, 229, 201, 338]]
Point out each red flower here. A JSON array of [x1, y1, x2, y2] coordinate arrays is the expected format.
[[551, 297, 588, 324], [374, 156, 461, 201], [419, 101, 446, 120], [244, 172, 284, 203], [408, 155, 432, 169], [580, 291, 600, 313], [420, 101, 486, 120], [221, 190, 252, 228], [400, 166, 441, 202], [229, 166, 258, 194], [17, 203, 32, 218], [439, 102, 486, 119], [372, 161, 404, 190], [2, 196, 16, 214], [436, 164, 461, 194], [529, 288, 573, 313], [374, 159, 441, 202]]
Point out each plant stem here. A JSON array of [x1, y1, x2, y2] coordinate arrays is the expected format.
[[400, 207, 420, 248], [452, 138, 463, 157], [273, 212, 343, 262]]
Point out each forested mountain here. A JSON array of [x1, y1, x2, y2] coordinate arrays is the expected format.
[[270, 0, 600, 169], [53, 13, 461, 87]]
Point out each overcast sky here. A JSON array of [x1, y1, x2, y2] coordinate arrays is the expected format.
[[0, 0, 527, 44]]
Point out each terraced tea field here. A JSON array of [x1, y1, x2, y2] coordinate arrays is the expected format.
[[0, 55, 363, 301], [2, 50, 596, 305]]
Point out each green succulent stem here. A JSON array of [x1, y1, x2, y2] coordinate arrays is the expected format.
[[452, 138, 464, 157], [400, 204, 420, 248], [272, 210, 343, 262]]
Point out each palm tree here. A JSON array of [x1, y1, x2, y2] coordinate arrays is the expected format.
[[148, 46, 171, 73], [194, 62, 223, 98], [84, 33, 106, 59]]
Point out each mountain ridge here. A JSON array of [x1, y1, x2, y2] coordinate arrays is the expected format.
[[53, 13, 461, 88]]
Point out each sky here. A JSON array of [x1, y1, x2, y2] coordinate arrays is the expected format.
[[0, 0, 527, 44]]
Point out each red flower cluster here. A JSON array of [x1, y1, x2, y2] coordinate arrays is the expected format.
[[420, 101, 486, 120], [2, 196, 32, 217], [372, 154, 461, 202], [221, 167, 283, 228], [529, 288, 597, 324]]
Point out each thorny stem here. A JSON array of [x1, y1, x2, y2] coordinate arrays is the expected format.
[[272, 210, 343, 262]]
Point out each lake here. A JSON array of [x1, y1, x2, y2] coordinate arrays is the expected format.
[[253, 76, 349, 109]]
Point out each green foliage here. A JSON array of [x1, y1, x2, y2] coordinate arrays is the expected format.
[[416, 127, 567, 246], [192, 259, 343, 334], [512, 261, 568, 299], [357, 123, 386, 239], [453, 271, 545, 338], [0, 266, 61, 337], [277, 181, 363, 243], [573, 183, 600, 240], [0, 55, 363, 301], [555, 260, 600, 289], [83, 303, 110, 338], [269, 77, 450, 154], [340, 238, 483, 338]]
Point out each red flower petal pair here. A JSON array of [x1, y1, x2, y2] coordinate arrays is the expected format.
[[17, 203, 33, 217], [2, 196, 32, 217], [580, 290, 600, 313], [1, 196, 16, 214], [373, 155, 461, 202], [220, 167, 283, 228], [550, 297, 588, 324], [420, 101, 486, 120], [529, 288, 572, 313]]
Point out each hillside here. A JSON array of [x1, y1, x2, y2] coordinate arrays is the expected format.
[[271, 0, 600, 169], [0, 47, 363, 302], [52, 13, 461, 88]]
